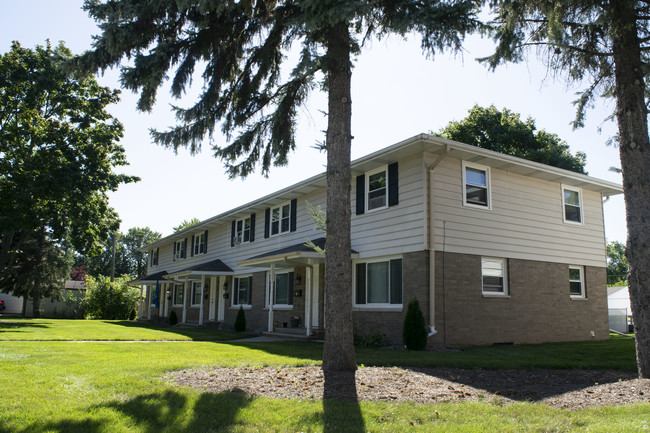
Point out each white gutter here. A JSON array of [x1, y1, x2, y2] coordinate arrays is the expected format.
[[424, 144, 450, 337]]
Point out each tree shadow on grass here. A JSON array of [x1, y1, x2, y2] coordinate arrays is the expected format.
[[103, 320, 256, 342], [322, 369, 365, 433], [0, 320, 50, 333], [8, 390, 252, 433]]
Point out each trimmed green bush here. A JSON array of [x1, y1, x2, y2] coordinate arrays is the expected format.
[[234, 305, 246, 332], [80, 276, 140, 320], [169, 310, 178, 326], [403, 298, 427, 350]]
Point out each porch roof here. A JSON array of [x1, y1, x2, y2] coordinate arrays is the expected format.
[[164, 259, 234, 281], [129, 271, 168, 285], [237, 237, 358, 268]]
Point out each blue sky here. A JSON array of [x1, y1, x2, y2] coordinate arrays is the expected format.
[[0, 1, 627, 242]]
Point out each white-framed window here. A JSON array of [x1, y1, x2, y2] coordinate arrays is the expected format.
[[271, 203, 291, 236], [367, 166, 388, 212], [173, 239, 186, 260], [190, 281, 203, 306], [232, 275, 253, 307], [482, 257, 508, 296], [462, 162, 491, 209], [354, 257, 402, 308], [150, 248, 159, 267], [266, 270, 294, 307], [235, 217, 252, 244], [562, 185, 583, 224], [193, 231, 206, 255], [172, 284, 184, 306], [569, 266, 585, 298]]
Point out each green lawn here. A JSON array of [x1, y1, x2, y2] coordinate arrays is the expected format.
[[0, 319, 647, 432]]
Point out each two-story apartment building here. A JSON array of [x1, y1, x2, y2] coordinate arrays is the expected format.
[[133, 134, 622, 347]]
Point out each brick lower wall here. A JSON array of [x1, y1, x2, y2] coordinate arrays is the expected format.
[[427, 251, 608, 347]]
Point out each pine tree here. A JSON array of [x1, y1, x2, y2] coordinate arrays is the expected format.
[[486, 0, 650, 378], [234, 306, 246, 332], [78, 0, 484, 372], [403, 298, 427, 351]]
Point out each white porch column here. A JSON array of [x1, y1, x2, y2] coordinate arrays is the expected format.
[[147, 285, 152, 320], [199, 275, 205, 325], [267, 264, 275, 332], [209, 277, 217, 321], [304, 263, 312, 337], [182, 276, 188, 323]]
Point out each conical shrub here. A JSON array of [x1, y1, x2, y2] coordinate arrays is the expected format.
[[402, 298, 427, 350]]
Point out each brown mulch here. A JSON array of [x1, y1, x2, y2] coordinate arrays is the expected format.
[[168, 366, 649, 410]]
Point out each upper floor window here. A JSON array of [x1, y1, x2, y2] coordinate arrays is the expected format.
[[355, 257, 402, 307], [367, 167, 387, 211], [236, 217, 252, 244], [192, 230, 207, 256], [173, 239, 187, 260], [482, 257, 508, 296], [562, 186, 583, 224], [271, 203, 291, 236], [569, 266, 585, 298], [463, 162, 491, 209], [150, 248, 159, 266], [356, 162, 398, 215]]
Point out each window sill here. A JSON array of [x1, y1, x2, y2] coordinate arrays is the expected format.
[[353, 304, 402, 312], [482, 293, 510, 298], [463, 202, 491, 211], [264, 305, 293, 311], [230, 305, 252, 310], [570, 296, 587, 300]]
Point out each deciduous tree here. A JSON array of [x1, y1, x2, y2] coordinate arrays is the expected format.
[[485, 0, 650, 377], [78, 0, 484, 372], [0, 42, 137, 316], [439, 104, 587, 173]]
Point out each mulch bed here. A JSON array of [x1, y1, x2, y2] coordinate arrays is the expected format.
[[169, 366, 649, 410]]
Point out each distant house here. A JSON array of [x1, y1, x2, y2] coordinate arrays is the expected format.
[[131, 134, 622, 347], [608, 286, 632, 333], [22, 280, 86, 318]]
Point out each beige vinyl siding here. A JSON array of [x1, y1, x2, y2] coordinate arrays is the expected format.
[[432, 157, 606, 267], [351, 154, 426, 258]]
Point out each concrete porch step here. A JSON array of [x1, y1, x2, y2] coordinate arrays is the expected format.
[[262, 327, 324, 341]]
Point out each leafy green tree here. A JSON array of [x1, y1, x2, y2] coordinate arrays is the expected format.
[[78, 0, 484, 372], [439, 105, 587, 173], [173, 218, 201, 233], [0, 42, 137, 317], [485, 0, 650, 377], [123, 227, 162, 277], [607, 241, 628, 286]]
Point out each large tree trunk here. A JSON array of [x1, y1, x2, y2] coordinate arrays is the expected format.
[[31, 281, 42, 318], [611, 0, 650, 378], [322, 21, 356, 373]]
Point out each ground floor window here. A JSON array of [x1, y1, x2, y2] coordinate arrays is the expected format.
[[191, 281, 203, 306], [569, 266, 585, 298], [233, 276, 253, 306], [355, 257, 402, 306], [482, 257, 508, 295], [267, 271, 294, 306], [173, 284, 184, 305]]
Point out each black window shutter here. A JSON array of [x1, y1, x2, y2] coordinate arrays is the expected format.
[[149, 250, 153, 267], [191, 235, 195, 257], [231, 221, 236, 247], [155, 248, 159, 265], [248, 276, 253, 304], [203, 230, 208, 253], [233, 278, 239, 305], [388, 162, 399, 207], [390, 259, 403, 304], [250, 213, 256, 242], [288, 272, 294, 305], [172, 242, 176, 261], [183, 238, 187, 258], [290, 199, 297, 232], [356, 263, 366, 304], [264, 208, 270, 238], [356, 175, 365, 215]]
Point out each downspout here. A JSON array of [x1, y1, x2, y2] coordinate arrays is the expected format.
[[425, 145, 450, 337]]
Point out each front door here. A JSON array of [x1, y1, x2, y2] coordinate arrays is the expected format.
[[209, 277, 216, 321], [217, 275, 226, 322]]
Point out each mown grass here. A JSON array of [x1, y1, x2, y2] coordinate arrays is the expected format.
[[0, 318, 251, 341], [0, 319, 647, 432]]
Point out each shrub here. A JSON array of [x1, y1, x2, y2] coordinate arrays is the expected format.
[[234, 305, 246, 332], [80, 276, 141, 320], [169, 310, 178, 326], [403, 298, 427, 350], [354, 333, 389, 348]]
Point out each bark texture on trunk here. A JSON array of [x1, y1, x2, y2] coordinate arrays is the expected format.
[[322, 21, 356, 373], [611, 0, 650, 378]]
